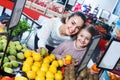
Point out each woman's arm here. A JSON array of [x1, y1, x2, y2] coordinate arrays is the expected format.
[[37, 18, 54, 48]]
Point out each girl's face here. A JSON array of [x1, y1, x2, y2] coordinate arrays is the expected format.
[[64, 15, 84, 36], [76, 29, 92, 48]]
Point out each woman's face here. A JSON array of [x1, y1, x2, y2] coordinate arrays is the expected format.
[[76, 29, 92, 48], [64, 15, 84, 36]]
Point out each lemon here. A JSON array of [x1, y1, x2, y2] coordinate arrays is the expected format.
[[65, 54, 72, 61], [49, 65, 57, 74], [45, 56, 53, 62], [23, 60, 33, 66], [32, 65, 39, 72], [46, 78, 54, 80], [27, 71, 36, 79], [37, 70, 46, 77], [22, 65, 31, 72], [49, 54, 56, 60], [55, 72, 63, 80], [33, 61, 42, 68], [15, 76, 28, 80], [26, 57, 33, 63], [33, 52, 43, 61], [51, 60, 59, 67], [58, 59, 64, 67], [24, 50, 32, 58], [43, 57, 51, 64], [46, 71, 54, 79], [41, 66, 49, 72], [35, 76, 45, 80], [57, 70, 62, 74]]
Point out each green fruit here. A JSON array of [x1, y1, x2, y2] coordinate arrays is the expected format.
[[4, 67, 13, 74], [11, 61, 19, 68], [3, 57, 9, 63], [17, 52, 25, 60], [16, 45, 22, 51], [8, 55, 16, 61], [1, 36, 7, 40], [21, 44, 27, 48], [40, 48, 47, 56], [3, 62, 12, 68], [9, 48, 17, 56], [0, 52, 4, 58], [14, 41, 20, 45]]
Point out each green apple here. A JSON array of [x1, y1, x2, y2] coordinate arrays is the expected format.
[[3, 62, 12, 68], [8, 55, 16, 61], [10, 61, 19, 68], [4, 67, 13, 74], [17, 52, 25, 60], [3, 57, 9, 63]]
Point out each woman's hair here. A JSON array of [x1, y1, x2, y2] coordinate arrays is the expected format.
[[61, 11, 86, 24]]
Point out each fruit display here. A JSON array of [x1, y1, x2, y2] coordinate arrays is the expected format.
[[21, 50, 63, 80], [0, 35, 28, 74], [63, 63, 76, 80], [108, 71, 120, 80]]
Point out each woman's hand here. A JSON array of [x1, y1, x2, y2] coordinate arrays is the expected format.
[[36, 47, 48, 57]]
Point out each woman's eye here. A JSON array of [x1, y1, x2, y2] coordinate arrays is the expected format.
[[71, 22, 75, 25]]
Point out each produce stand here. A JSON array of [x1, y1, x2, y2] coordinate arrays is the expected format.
[[0, 0, 120, 80]]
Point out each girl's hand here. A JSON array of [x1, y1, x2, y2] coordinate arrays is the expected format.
[[74, 59, 79, 66]]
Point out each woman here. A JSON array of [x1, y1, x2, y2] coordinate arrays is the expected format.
[[52, 25, 97, 65], [35, 11, 86, 52]]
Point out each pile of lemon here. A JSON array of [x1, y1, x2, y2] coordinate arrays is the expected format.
[[22, 50, 64, 80]]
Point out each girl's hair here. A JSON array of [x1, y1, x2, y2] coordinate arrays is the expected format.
[[61, 11, 86, 24], [73, 24, 98, 40], [83, 24, 97, 37]]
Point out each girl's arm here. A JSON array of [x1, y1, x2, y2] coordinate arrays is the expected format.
[[52, 41, 66, 59]]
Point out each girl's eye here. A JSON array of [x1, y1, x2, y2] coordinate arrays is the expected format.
[[76, 26, 80, 30], [85, 37, 90, 41]]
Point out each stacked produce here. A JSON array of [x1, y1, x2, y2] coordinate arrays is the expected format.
[[0, 36, 28, 74], [64, 63, 75, 80], [22, 49, 63, 80], [77, 68, 99, 80]]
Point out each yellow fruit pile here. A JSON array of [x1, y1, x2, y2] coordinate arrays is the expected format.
[[22, 50, 63, 80]]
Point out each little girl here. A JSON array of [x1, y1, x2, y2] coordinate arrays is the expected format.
[[52, 24, 97, 65]]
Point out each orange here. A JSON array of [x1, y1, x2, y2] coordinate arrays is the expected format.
[[65, 60, 71, 65]]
